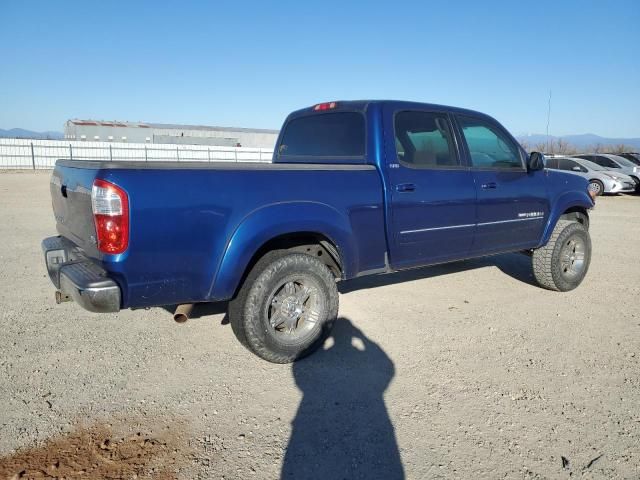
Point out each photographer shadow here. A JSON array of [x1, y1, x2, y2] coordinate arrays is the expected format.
[[282, 317, 404, 479]]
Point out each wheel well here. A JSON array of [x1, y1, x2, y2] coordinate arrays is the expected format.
[[560, 207, 589, 230], [243, 232, 343, 283]]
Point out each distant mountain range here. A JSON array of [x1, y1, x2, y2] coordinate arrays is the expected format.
[[0, 128, 64, 140], [517, 133, 640, 150]]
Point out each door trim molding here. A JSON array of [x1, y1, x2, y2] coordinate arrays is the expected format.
[[401, 216, 543, 235]]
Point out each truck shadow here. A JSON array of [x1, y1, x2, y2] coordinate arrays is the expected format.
[[339, 252, 536, 294], [282, 317, 404, 480], [162, 254, 533, 323]]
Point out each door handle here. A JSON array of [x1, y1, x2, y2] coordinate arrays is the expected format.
[[396, 183, 416, 192], [481, 182, 497, 189]]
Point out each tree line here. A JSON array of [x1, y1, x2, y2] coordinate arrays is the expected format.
[[518, 139, 637, 155]]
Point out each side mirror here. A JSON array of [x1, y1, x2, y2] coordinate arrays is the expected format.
[[572, 166, 582, 172], [527, 151, 545, 171]]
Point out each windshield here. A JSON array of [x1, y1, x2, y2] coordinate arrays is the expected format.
[[612, 156, 636, 167], [620, 154, 640, 165], [578, 159, 606, 171]]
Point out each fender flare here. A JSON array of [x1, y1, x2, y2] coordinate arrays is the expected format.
[[208, 201, 357, 300], [540, 191, 593, 246]]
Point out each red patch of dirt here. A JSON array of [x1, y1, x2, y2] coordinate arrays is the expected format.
[[0, 421, 187, 479]]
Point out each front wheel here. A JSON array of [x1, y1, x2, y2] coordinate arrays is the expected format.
[[532, 220, 591, 292], [228, 251, 338, 363], [588, 179, 604, 197]]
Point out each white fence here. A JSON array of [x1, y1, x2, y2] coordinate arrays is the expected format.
[[0, 138, 274, 170]]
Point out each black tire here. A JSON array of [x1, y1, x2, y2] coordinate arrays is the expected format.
[[588, 179, 604, 196], [532, 220, 591, 292], [228, 251, 338, 363], [631, 176, 640, 194]]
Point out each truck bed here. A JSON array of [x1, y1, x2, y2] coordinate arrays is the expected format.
[[49, 160, 387, 309]]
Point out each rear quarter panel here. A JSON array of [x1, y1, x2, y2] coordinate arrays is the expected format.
[[96, 166, 385, 308]]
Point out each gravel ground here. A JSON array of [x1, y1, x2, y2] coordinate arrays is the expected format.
[[0, 171, 638, 479]]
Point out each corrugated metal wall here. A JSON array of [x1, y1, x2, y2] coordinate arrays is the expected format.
[[64, 122, 279, 148]]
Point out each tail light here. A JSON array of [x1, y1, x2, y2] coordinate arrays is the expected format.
[[313, 102, 337, 111], [91, 179, 129, 254]]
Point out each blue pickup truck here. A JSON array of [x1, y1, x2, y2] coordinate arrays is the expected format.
[[43, 101, 594, 363]]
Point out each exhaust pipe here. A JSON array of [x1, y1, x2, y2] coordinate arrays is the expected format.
[[55, 291, 71, 304], [173, 303, 194, 323]]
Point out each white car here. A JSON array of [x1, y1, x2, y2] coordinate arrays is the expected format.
[[571, 154, 640, 192], [545, 156, 636, 196]]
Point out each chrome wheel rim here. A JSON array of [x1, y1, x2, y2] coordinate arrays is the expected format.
[[588, 182, 601, 195], [266, 277, 323, 343], [560, 236, 586, 279]]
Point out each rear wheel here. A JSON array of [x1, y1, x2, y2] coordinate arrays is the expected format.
[[228, 251, 338, 363], [588, 179, 604, 196], [532, 220, 591, 292]]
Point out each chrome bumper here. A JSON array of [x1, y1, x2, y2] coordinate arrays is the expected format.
[[42, 236, 121, 313]]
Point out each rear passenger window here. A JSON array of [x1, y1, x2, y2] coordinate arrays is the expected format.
[[394, 111, 459, 168], [278, 112, 365, 158], [457, 116, 523, 169], [558, 159, 586, 172]]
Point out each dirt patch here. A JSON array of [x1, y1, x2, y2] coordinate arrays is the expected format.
[[0, 420, 187, 480]]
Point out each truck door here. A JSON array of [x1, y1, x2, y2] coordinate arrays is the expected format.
[[453, 114, 549, 255], [383, 107, 477, 270]]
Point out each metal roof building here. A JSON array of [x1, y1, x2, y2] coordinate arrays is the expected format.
[[64, 120, 279, 148]]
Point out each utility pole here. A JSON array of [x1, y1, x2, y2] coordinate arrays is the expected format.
[[546, 90, 552, 153]]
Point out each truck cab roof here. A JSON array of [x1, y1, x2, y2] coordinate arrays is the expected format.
[[286, 100, 495, 121]]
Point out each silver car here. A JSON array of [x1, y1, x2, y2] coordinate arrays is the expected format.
[[571, 154, 640, 192], [545, 156, 636, 196]]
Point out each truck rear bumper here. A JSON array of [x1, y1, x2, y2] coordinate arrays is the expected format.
[[42, 236, 121, 313]]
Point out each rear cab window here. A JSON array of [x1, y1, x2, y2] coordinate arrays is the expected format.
[[276, 111, 365, 162]]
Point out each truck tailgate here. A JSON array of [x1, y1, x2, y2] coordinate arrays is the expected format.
[[50, 164, 99, 256]]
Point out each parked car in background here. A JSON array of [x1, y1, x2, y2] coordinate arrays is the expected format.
[[546, 156, 635, 196], [572, 154, 640, 192]]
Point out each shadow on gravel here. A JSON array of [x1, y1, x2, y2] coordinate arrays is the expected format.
[[160, 254, 534, 326], [0, 420, 187, 479], [339, 252, 536, 294], [282, 318, 404, 480]]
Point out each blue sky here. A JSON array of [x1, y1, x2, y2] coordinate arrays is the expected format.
[[1, 0, 638, 137]]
